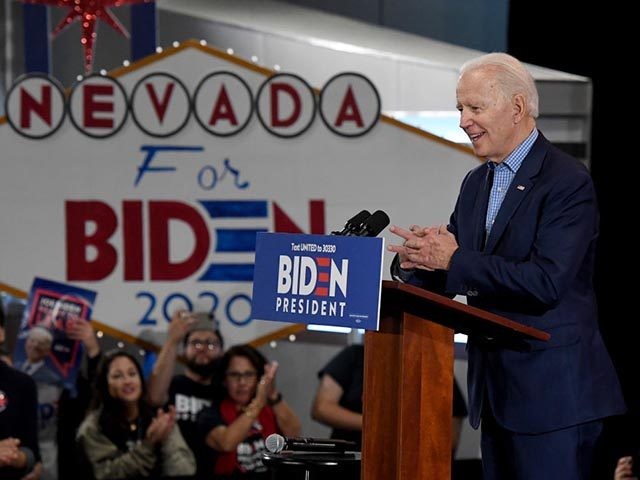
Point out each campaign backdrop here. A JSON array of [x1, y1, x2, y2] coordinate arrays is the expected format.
[[0, 40, 478, 348]]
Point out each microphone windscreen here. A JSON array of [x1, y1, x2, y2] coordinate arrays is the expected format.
[[364, 210, 390, 237], [348, 210, 371, 227], [333, 210, 372, 235], [265, 433, 285, 453]]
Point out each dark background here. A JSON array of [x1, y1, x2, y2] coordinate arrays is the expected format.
[[509, 3, 634, 473]]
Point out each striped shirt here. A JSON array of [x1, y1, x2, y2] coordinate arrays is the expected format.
[[485, 129, 538, 237]]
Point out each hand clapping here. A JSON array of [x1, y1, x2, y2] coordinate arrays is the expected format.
[[255, 361, 278, 406], [0, 438, 23, 468], [614, 456, 637, 480], [146, 406, 176, 445]]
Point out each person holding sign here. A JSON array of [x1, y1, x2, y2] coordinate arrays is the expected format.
[[57, 317, 102, 479], [388, 52, 625, 479]]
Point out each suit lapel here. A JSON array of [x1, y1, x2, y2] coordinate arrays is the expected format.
[[473, 165, 492, 250], [484, 134, 549, 254]]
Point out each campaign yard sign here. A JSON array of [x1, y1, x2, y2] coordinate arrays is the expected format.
[[13, 277, 97, 392], [252, 233, 384, 330]]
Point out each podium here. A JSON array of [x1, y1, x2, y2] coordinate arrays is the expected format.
[[362, 281, 550, 479]]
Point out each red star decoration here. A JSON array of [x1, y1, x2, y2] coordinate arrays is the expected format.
[[22, 0, 153, 74]]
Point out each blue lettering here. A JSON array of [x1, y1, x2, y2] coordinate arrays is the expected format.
[[134, 145, 204, 186]]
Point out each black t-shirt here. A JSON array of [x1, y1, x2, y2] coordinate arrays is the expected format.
[[318, 345, 468, 450], [58, 352, 101, 478], [0, 360, 40, 480], [318, 344, 364, 449], [168, 374, 222, 480]]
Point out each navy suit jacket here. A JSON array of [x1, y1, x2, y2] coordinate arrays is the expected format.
[[398, 133, 625, 434]]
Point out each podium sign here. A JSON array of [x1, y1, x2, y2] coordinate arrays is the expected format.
[[252, 233, 384, 330]]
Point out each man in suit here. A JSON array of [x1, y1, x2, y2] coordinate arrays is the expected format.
[[388, 52, 625, 479], [20, 326, 63, 480]]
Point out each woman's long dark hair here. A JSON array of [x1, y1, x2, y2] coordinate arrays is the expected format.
[[91, 350, 154, 451]]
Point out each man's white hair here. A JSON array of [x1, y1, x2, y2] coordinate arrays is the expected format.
[[27, 326, 53, 347], [460, 52, 539, 118]]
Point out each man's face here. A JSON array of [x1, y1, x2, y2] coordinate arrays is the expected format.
[[25, 335, 51, 362], [456, 68, 518, 163], [184, 330, 222, 376]]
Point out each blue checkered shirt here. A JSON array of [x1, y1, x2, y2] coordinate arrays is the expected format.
[[485, 129, 538, 237]]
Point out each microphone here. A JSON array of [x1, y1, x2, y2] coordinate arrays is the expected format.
[[348, 209, 390, 237], [332, 210, 371, 236], [265, 433, 357, 453]]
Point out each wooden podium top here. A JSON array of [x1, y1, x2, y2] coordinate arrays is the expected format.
[[381, 280, 550, 343]]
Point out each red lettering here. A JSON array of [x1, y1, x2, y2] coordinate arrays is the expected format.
[[123, 201, 143, 281], [66, 201, 118, 281], [209, 85, 238, 126], [83, 84, 114, 128], [334, 86, 364, 127], [20, 85, 52, 128], [145, 82, 175, 124], [273, 200, 325, 234], [65, 200, 325, 283], [270, 83, 301, 127], [149, 201, 210, 280]]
